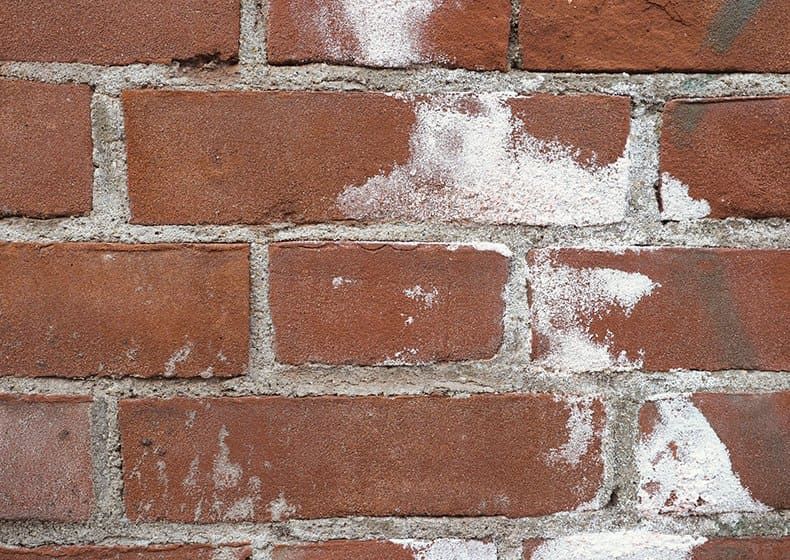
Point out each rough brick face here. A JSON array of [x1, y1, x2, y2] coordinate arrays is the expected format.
[[274, 540, 496, 560], [660, 97, 790, 219], [0, 545, 252, 560], [639, 393, 790, 514], [119, 394, 605, 522], [519, 0, 790, 71], [528, 248, 789, 372], [267, 0, 511, 70], [0, 80, 92, 218], [269, 242, 509, 365], [0, 0, 239, 65], [123, 91, 631, 226], [0, 395, 92, 521], [0, 243, 249, 378]]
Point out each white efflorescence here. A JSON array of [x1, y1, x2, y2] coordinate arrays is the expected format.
[[529, 530, 706, 560], [320, 0, 442, 66], [447, 241, 513, 258], [338, 93, 632, 225], [392, 539, 497, 560], [547, 396, 596, 466], [660, 173, 711, 220], [637, 395, 770, 515], [528, 251, 660, 372]]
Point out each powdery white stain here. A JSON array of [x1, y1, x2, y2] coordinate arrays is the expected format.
[[404, 284, 439, 308], [660, 173, 711, 220], [529, 251, 660, 372], [163, 341, 193, 377], [392, 539, 497, 560], [338, 93, 631, 225], [637, 395, 770, 515], [530, 531, 706, 560], [318, 0, 442, 66], [212, 425, 242, 490], [547, 396, 596, 466], [447, 241, 513, 258], [223, 477, 262, 521], [379, 347, 423, 366], [332, 276, 357, 288], [267, 492, 297, 521]]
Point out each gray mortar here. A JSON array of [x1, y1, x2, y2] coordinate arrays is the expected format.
[[1, 1, 789, 558]]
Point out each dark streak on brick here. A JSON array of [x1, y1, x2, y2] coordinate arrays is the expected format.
[[706, 0, 765, 53]]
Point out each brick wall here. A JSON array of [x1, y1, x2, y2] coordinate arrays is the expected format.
[[1, 1, 788, 558]]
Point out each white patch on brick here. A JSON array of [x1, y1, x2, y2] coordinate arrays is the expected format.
[[404, 284, 439, 308], [637, 396, 770, 515], [332, 276, 357, 288], [320, 0, 442, 66], [223, 477, 262, 521], [529, 531, 706, 560], [163, 341, 193, 377], [379, 347, 422, 366], [392, 539, 497, 560], [529, 251, 659, 372], [212, 425, 242, 490], [547, 396, 596, 466], [267, 492, 297, 521], [338, 93, 631, 225], [447, 241, 513, 258], [660, 173, 710, 220]]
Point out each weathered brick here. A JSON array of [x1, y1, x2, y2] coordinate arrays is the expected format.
[[528, 248, 789, 372], [0, 0, 239, 65], [269, 242, 509, 365], [0, 80, 92, 218], [523, 534, 790, 558], [123, 91, 631, 226], [267, 0, 511, 70], [0, 544, 252, 560], [638, 393, 789, 514], [0, 243, 249, 378], [0, 395, 92, 521], [273, 540, 496, 560], [660, 97, 789, 220], [519, 0, 789, 71], [120, 394, 605, 522]]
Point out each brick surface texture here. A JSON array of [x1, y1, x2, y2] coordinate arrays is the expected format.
[[0, 0, 788, 556]]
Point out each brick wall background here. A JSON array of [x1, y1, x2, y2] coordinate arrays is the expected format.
[[0, 1, 788, 558]]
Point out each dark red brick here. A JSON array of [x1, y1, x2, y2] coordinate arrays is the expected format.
[[0, 0, 239, 65], [273, 540, 496, 560], [519, 0, 789, 71], [0, 544, 252, 560], [120, 394, 605, 522], [0, 395, 92, 521], [0, 243, 249, 378], [0, 80, 92, 218], [269, 242, 509, 365]]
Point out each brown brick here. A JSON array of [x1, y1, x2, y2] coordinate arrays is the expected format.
[[660, 97, 790, 219], [0, 80, 92, 218], [0, 395, 92, 521], [123, 90, 630, 226], [0, 0, 239, 65], [528, 248, 789, 372], [273, 540, 496, 560], [0, 544, 252, 560], [522, 535, 790, 558], [267, 0, 511, 70], [269, 242, 509, 365], [119, 394, 605, 522], [519, 0, 789, 71], [0, 243, 249, 378], [638, 393, 789, 514]]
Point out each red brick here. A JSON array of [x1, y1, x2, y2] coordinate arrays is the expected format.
[[269, 242, 509, 365], [519, 0, 789, 71], [123, 90, 630, 226], [522, 536, 790, 558], [0, 1, 239, 65], [0, 80, 92, 218], [660, 97, 789, 219], [119, 394, 605, 522], [0, 243, 249, 378], [0, 395, 92, 521], [0, 544, 252, 560], [267, 0, 511, 70], [528, 248, 789, 371], [273, 540, 496, 560]]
